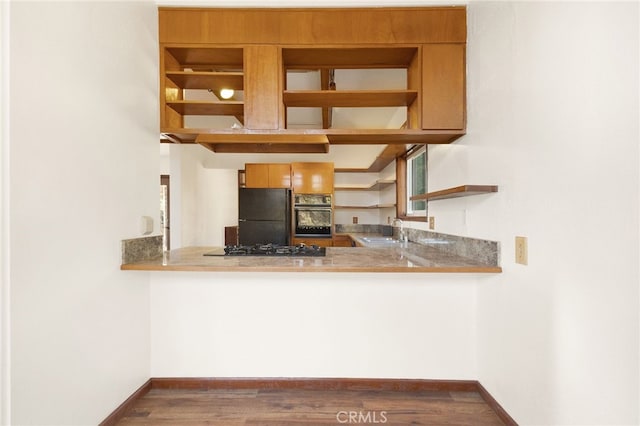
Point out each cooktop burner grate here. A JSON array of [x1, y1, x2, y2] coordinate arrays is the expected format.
[[224, 243, 326, 257]]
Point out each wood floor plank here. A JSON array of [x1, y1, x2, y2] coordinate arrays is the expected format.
[[116, 387, 506, 425]]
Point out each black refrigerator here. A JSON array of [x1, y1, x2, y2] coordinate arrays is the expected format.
[[238, 188, 291, 246]]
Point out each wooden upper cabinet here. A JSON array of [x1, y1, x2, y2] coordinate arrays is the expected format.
[[160, 47, 244, 131], [158, 8, 466, 45], [422, 43, 466, 130], [291, 162, 334, 194], [267, 163, 291, 188], [245, 164, 269, 188], [158, 7, 467, 144], [245, 163, 291, 188]]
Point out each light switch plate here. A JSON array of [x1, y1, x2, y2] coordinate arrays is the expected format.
[[429, 216, 435, 230], [515, 236, 528, 265]]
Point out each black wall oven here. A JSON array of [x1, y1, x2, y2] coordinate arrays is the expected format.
[[293, 194, 332, 238]]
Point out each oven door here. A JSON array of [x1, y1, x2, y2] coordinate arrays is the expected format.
[[294, 207, 332, 237]]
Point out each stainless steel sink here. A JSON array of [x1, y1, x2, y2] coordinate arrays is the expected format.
[[359, 236, 401, 246]]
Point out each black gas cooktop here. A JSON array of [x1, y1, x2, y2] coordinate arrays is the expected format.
[[222, 243, 326, 257]]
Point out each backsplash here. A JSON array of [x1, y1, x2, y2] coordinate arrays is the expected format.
[[121, 235, 163, 264], [402, 228, 500, 266], [335, 224, 392, 235], [336, 223, 500, 266]]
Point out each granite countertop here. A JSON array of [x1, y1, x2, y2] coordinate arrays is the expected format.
[[120, 234, 501, 273]]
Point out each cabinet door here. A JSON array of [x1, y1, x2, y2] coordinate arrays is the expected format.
[[244, 45, 281, 130], [422, 43, 465, 130], [245, 164, 270, 188], [293, 237, 333, 248], [332, 235, 353, 247], [268, 164, 291, 188], [291, 162, 334, 194]]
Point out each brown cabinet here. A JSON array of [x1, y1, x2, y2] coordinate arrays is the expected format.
[[224, 226, 239, 245], [244, 45, 282, 130], [292, 237, 333, 248], [332, 235, 354, 247], [158, 8, 468, 148], [245, 163, 291, 188], [422, 43, 466, 130], [291, 162, 334, 194]]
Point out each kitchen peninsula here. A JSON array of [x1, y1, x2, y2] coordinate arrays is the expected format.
[[121, 231, 501, 273]]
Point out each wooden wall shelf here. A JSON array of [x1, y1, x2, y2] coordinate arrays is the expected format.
[[410, 185, 498, 202], [334, 179, 396, 191], [283, 90, 418, 108], [335, 204, 396, 210], [167, 100, 244, 116], [160, 128, 465, 145], [165, 47, 244, 68], [165, 71, 244, 90], [282, 47, 419, 69], [196, 133, 330, 154]]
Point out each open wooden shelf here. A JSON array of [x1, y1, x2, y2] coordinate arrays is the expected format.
[[335, 204, 396, 210], [282, 47, 418, 69], [165, 71, 244, 90], [196, 133, 330, 154], [160, 128, 466, 145], [166, 100, 244, 116], [283, 90, 417, 108], [410, 185, 498, 202], [165, 47, 244, 68], [334, 179, 396, 191]]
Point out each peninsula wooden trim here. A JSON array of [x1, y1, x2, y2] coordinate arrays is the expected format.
[[99, 379, 152, 426]]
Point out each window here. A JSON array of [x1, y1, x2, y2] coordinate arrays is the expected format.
[[406, 146, 427, 216]]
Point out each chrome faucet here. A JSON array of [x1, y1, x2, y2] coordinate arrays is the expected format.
[[392, 218, 407, 242]]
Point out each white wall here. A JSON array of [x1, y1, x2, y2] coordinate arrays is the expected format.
[[2, 2, 631, 425], [150, 272, 478, 380], [0, 2, 8, 424], [171, 144, 238, 248], [7, 2, 158, 424], [426, 2, 639, 425], [333, 162, 398, 226]]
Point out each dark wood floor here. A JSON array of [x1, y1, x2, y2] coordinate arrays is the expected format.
[[115, 388, 506, 425]]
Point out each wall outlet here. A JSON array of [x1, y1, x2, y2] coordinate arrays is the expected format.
[[515, 236, 528, 265], [429, 216, 435, 230], [352, 216, 358, 224]]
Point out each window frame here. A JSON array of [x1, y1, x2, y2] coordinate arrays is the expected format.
[[405, 146, 427, 217], [395, 145, 428, 222]]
